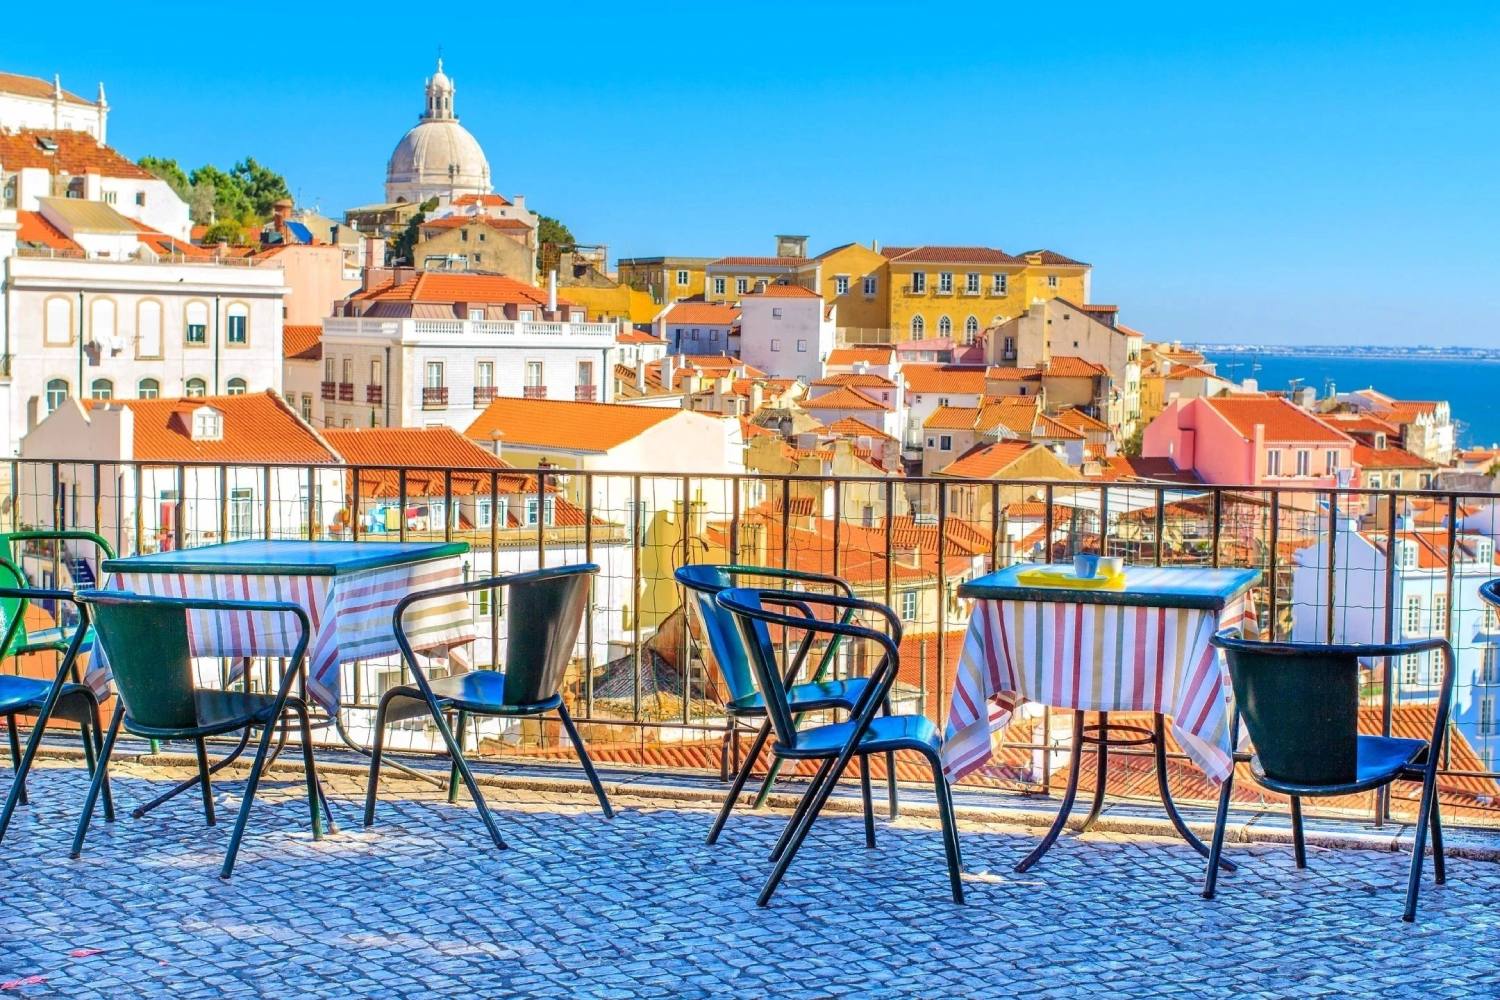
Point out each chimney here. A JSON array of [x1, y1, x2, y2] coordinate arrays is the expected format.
[[635, 358, 647, 393], [663, 354, 676, 390], [363, 235, 384, 269], [749, 381, 764, 413], [547, 269, 558, 312]]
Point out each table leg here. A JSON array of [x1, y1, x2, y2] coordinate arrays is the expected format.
[[131, 727, 252, 819], [1154, 712, 1235, 871], [1015, 711, 1086, 873], [1077, 710, 1109, 833], [332, 708, 447, 788]]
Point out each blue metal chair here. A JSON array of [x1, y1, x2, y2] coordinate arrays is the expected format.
[[71, 590, 323, 879], [715, 587, 964, 906], [1203, 629, 1455, 922], [364, 564, 612, 850], [0, 577, 114, 843], [676, 564, 897, 844]]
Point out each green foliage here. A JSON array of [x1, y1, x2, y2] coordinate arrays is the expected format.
[[1120, 426, 1144, 457], [392, 211, 428, 265], [229, 157, 292, 216], [537, 215, 574, 248], [138, 156, 190, 200], [140, 157, 294, 226], [200, 220, 244, 245]]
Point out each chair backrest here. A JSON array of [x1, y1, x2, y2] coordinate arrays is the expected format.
[[80, 593, 199, 731], [500, 565, 595, 707], [0, 559, 30, 657], [1482, 579, 1500, 614], [715, 587, 799, 745], [675, 564, 756, 704]]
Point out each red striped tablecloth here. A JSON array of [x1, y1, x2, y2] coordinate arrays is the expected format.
[[87, 557, 475, 715], [942, 597, 1253, 785]]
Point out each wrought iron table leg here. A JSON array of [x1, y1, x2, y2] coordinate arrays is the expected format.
[[1015, 711, 1086, 873], [131, 727, 253, 819], [1153, 713, 1235, 870], [332, 709, 447, 788], [1077, 710, 1109, 833]]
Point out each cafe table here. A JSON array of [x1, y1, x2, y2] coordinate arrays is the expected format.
[[942, 563, 1259, 872]]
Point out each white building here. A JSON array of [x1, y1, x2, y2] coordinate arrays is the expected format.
[[0, 71, 108, 142], [737, 284, 835, 383], [282, 324, 323, 427], [654, 301, 738, 356], [1292, 521, 1500, 769], [385, 60, 492, 207], [321, 270, 618, 432]]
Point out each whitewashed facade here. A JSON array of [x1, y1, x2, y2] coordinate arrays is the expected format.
[[738, 290, 835, 383]]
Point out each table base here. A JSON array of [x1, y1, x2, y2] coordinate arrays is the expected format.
[[1014, 710, 1238, 874]]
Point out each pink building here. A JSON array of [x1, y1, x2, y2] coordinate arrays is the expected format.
[[1141, 395, 1357, 486]]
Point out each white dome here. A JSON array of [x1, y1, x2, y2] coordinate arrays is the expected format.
[[383, 60, 492, 205]]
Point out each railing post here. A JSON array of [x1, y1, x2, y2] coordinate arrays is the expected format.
[[1153, 486, 1166, 568], [261, 465, 272, 540], [1378, 490, 1398, 824], [218, 465, 229, 542], [631, 473, 643, 724], [1325, 489, 1337, 645], [582, 471, 594, 720], [91, 463, 102, 543], [1267, 491, 1281, 640], [1443, 493, 1458, 772], [680, 473, 693, 728], [535, 468, 546, 566], [307, 465, 318, 541], [398, 469, 408, 543], [133, 464, 144, 555], [351, 466, 362, 542], [443, 469, 454, 544], [935, 480, 948, 725], [173, 464, 185, 551], [1043, 483, 1055, 564]]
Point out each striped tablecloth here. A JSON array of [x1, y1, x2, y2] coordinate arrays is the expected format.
[[942, 596, 1253, 785], [87, 557, 475, 715]]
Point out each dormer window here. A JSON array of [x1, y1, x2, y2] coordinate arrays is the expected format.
[[191, 406, 224, 441], [1375, 432, 1387, 449]]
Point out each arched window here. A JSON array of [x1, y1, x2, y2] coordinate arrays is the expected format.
[[44, 297, 71, 346], [937, 315, 952, 339], [185, 377, 207, 397], [90, 298, 117, 349], [45, 379, 69, 413], [226, 377, 248, 396], [184, 301, 209, 345], [226, 303, 249, 345], [137, 378, 160, 399], [137, 300, 163, 358], [964, 315, 979, 343], [89, 378, 114, 400], [910, 315, 925, 340]]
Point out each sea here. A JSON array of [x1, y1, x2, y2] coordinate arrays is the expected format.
[[1201, 351, 1500, 450]]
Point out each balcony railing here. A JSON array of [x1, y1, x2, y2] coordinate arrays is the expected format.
[[473, 386, 498, 406], [338, 382, 355, 402], [522, 385, 547, 400], [575, 385, 598, 402], [320, 381, 336, 401], [7, 457, 1498, 830], [366, 385, 383, 405], [421, 386, 448, 409]]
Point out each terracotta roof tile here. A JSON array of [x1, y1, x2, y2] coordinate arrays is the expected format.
[[451, 193, 511, 208], [886, 245, 1021, 265], [466, 397, 682, 453], [420, 215, 532, 233], [825, 416, 896, 442], [81, 391, 337, 464], [352, 272, 567, 308], [802, 386, 890, 412], [0, 129, 154, 179], [662, 302, 740, 325], [14, 210, 81, 253], [936, 441, 1041, 478], [708, 256, 805, 267], [901, 364, 988, 395], [1352, 443, 1436, 470], [825, 346, 895, 366], [1052, 407, 1110, 434], [984, 366, 1043, 382], [1205, 396, 1352, 444], [1020, 249, 1088, 266], [924, 406, 980, 431], [744, 283, 819, 298], [812, 373, 897, 389], [282, 324, 322, 361], [0, 71, 92, 104], [1042, 356, 1108, 378]]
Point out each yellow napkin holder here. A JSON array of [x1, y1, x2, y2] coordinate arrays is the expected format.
[[1015, 566, 1127, 590]]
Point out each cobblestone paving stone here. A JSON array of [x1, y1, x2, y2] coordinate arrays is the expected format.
[[0, 759, 1497, 998]]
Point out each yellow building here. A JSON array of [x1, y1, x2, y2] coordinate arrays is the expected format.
[[883, 246, 1089, 343], [554, 281, 659, 324], [616, 256, 713, 304], [807, 242, 890, 341]]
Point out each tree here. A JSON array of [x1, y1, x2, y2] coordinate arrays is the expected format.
[[1120, 426, 1144, 457], [536, 215, 574, 249], [188, 181, 217, 225], [230, 157, 292, 217], [200, 220, 243, 245], [138, 156, 190, 200], [390, 199, 439, 265]]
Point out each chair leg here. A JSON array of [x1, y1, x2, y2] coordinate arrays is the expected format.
[[69, 703, 124, 860], [291, 702, 323, 840], [859, 753, 875, 849], [193, 737, 216, 827], [1404, 770, 1439, 922], [557, 704, 613, 819], [88, 698, 115, 824], [446, 709, 468, 805], [1430, 793, 1446, 885], [929, 753, 965, 904], [769, 757, 834, 863], [1289, 796, 1307, 869], [707, 717, 769, 845], [882, 697, 898, 820], [220, 716, 282, 880], [6, 714, 26, 807], [758, 754, 852, 907], [1202, 768, 1235, 899], [363, 692, 395, 828], [430, 697, 507, 850]]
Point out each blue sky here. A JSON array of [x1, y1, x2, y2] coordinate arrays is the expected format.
[[5, 2, 1498, 346]]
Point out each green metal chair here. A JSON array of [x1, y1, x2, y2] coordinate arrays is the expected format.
[[1203, 628, 1455, 922], [0, 574, 114, 843], [71, 590, 324, 879], [715, 586, 964, 906], [675, 564, 897, 845], [364, 564, 612, 849]]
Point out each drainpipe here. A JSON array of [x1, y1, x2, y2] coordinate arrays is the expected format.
[[77, 291, 84, 393], [383, 345, 392, 427], [212, 294, 221, 393]]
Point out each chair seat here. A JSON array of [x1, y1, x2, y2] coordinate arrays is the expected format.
[[776, 713, 942, 760], [0, 675, 99, 724], [386, 670, 561, 718], [1251, 735, 1428, 797], [20, 624, 92, 654], [125, 689, 289, 740], [728, 676, 870, 717]]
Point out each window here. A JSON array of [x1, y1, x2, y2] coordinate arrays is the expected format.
[[192, 409, 222, 439], [185, 301, 208, 345], [1326, 450, 1339, 474], [137, 378, 160, 399], [426, 362, 444, 388], [1047, 275, 1059, 288], [771, 309, 782, 320], [371, 359, 383, 387], [1405, 595, 1423, 634], [863, 275, 877, 296], [1432, 594, 1448, 634], [525, 496, 557, 527], [939, 435, 952, 451], [137, 300, 162, 357], [1374, 432, 1387, 449], [1296, 450, 1311, 477], [459, 229, 470, 242], [796, 339, 808, 353], [525, 361, 544, 387], [1482, 697, 1495, 735], [965, 272, 980, 294], [937, 316, 952, 338], [1485, 606, 1500, 633], [993, 273, 1007, 295], [342, 358, 353, 384], [86, 378, 113, 400], [476, 498, 493, 529], [229, 488, 253, 539], [45, 379, 69, 413], [910, 272, 926, 294], [476, 361, 493, 387], [676, 270, 689, 286], [1401, 653, 1420, 687], [135, 191, 146, 207], [770, 338, 781, 352], [103, 190, 117, 205], [324, 357, 335, 383], [964, 316, 979, 343], [1266, 450, 1282, 476], [1368, 472, 1383, 489], [910, 315, 925, 339], [300, 394, 312, 421], [834, 275, 850, 295], [578, 360, 594, 386], [713, 277, 726, 296], [735, 278, 748, 295], [900, 590, 918, 621], [468, 307, 485, 321], [226, 304, 248, 344], [90, 298, 116, 349], [45, 297, 72, 346], [938, 272, 953, 294], [226, 377, 247, 396], [185, 377, 207, 397]]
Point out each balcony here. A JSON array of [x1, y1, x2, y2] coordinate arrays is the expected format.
[[320, 381, 336, 401], [421, 386, 448, 409], [575, 384, 598, 402], [523, 385, 547, 400], [366, 385, 383, 405], [338, 382, 355, 402], [473, 385, 498, 407], [903, 284, 927, 297]]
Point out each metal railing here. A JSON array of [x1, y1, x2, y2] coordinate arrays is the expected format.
[[5, 457, 1498, 828]]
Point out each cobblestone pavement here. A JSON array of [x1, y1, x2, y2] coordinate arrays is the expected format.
[[1, 758, 1497, 999]]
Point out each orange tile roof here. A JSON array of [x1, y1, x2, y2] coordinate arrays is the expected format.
[[1363, 530, 1491, 571], [324, 426, 506, 471], [825, 416, 896, 442], [351, 272, 567, 308], [466, 396, 682, 453], [888, 516, 992, 557], [936, 441, 1042, 478], [1352, 443, 1435, 470], [1052, 407, 1110, 434], [901, 364, 988, 395], [976, 397, 1042, 436], [1020, 249, 1088, 266], [1042, 355, 1108, 378], [616, 329, 663, 344], [1323, 412, 1401, 436], [282, 324, 322, 361], [1090, 455, 1203, 484], [825, 346, 895, 366], [984, 366, 1043, 382], [1077, 303, 1118, 314], [82, 392, 337, 464], [1035, 413, 1084, 440], [885, 245, 1021, 264], [663, 301, 739, 325], [1205, 396, 1352, 444], [925, 406, 979, 431], [802, 386, 890, 412], [14, 210, 80, 253], [708, 256, 805, 267], [1163, 363, 1223, 381], [677, 354, 763, 375], [744, 283, 819, 297], [451, 193, 512, 208], [1114, 323, 1148, 340], [420, 215, 532, 233], [812, 373, 897, 389], [0, 72, 91, 104], [0, 129, 154, 179]]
